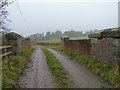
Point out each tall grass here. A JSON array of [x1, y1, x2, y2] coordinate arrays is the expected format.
[[2, 46, 37, 88]]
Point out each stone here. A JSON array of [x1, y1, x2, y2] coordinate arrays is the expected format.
[[101, 28, 120, 38]]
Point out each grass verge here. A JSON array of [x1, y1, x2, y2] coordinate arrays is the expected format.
[[41, 48, 71, 88], [2, 46, 37, 88], [45, 45, 120, 88]]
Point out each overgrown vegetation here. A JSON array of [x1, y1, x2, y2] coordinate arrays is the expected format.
[[46, 45, 120, 88], [41, 48, 71, 88], [2, 46, 37, 88]]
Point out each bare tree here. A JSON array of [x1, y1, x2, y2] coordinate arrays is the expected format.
[[0, 0, 11, 34]]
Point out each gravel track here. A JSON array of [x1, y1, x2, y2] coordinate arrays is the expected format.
[[18, 48, 55, 88], [18, 47, 113, 88]]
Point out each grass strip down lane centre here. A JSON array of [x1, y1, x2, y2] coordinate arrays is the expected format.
[[41, 48, 71, 88]]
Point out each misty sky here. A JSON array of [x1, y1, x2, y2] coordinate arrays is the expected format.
[[8, 1, 118, 36]]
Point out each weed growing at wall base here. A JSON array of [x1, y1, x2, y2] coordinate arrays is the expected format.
[[2, 46, 37, 88]]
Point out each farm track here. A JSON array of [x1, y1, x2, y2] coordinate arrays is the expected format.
[[18, 48, 55, 88], [18, 47, 113, 88], [46, 48, 113, 88]]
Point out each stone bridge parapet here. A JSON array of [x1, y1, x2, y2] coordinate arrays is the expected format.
[[89, 27, 120, 64]]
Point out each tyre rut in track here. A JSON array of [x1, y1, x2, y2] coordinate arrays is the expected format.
[[18, 48, 55, 88]]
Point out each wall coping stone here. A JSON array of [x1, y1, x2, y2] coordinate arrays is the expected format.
[[88, 27, 120, 38], [88, 33, 101, 38]]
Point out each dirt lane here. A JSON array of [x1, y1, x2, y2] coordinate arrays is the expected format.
[[18, 48, 55, 88], [47, 48, 113, 88]]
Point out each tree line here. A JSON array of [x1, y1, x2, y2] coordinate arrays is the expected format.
[[28, 29, 102, 42]]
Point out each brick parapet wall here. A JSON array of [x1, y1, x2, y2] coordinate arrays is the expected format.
[[64, 39, 91, 55]]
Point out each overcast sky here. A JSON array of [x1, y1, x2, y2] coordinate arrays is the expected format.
[[8, 0, 118, 36]]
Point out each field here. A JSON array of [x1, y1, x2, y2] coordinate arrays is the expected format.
[[37, 36, 89, 44], [70, 36, 89, 40], [37, 39, 61, 44]]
